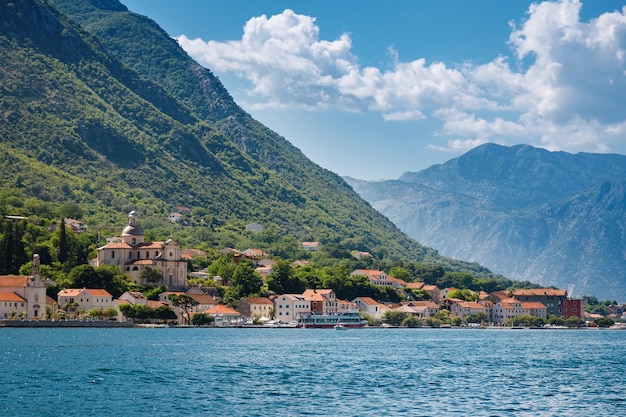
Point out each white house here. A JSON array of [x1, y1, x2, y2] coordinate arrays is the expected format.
[[273, 294, 311, 322], [57, 288, 113, 313], [353, 296, 388, 320]]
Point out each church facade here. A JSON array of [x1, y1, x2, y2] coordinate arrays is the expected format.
[[93, 211, 188, 290], [0, 254, 47, 319]]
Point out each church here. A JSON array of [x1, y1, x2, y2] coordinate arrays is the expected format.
[[93, 211, 188, 290], [0, 254, 47, 319]]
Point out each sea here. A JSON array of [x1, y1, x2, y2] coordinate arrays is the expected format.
[[1, 327, 624, 417]]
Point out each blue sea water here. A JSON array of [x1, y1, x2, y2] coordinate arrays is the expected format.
[[1, 327, 624, 416]]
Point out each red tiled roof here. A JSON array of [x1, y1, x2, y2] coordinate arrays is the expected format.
[[204, 305, 239, 315], [356, 297, 380, 306], [0, 276, 29, 287], [513, 288, 567, 297], [243, 297, 273, 305], [0, 292, 26, 302]]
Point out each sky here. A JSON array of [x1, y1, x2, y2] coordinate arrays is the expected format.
[[122, 0, 626, 180]]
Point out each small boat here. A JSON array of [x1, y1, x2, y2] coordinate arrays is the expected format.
[[334, 323, 348, 331]]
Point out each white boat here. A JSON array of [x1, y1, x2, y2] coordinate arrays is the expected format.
[[296, 310, 366, 329], [334, 323, 348, 330]]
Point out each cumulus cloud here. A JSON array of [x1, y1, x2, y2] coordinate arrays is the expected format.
[[177, 1, 626, 154]]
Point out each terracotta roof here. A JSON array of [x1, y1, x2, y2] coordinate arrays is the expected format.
[[243, 297, 274, 305], [0, 292, 26, 302], [302, 289, 334, 302], [0, 276, 29, 287], [187, 294, 217, 305], [147, 300, 168, 308], [355, 297, 380, 306], [86, 289, 112, 297], [423, 285, 439, 292], [522, 302, 547, 309], [204, 305, 239, 315], [513, 288, 567, 297], [405, 282, 425, 289], [99, 242, 132, 249], [405, 300, 439, 309], [58, 288, 84, 297]]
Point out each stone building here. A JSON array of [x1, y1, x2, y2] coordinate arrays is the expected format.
[[93, 211, 188, 290]]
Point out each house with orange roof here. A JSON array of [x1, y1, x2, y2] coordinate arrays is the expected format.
[[403, 301, 440, 317], [0, 254, 48, 319], [302, 289, 338, 313], [492, 298, 524, 325], [422, 285, 441, 303], [387, 276, 407, 288], [237, 297, 274, 320], [353, 296, 389, 320], [203, 304, 242, 326], [274, 294, 311, 321], [450, 301, 489, 319], [338, 299, 357, 311], [350, 269, 389, 286], [512, 288, 568, 316], [406, 282, 425, 290], [521, 301, 548, 320], [243, 248, 269, 260], [440, 287, 457, 298], [57, 288, 113, 314], [255, 265, 273, 279], [302, 241, 320, 251]]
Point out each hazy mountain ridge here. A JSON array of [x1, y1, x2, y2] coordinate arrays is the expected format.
[[347, 144, 626, 300]]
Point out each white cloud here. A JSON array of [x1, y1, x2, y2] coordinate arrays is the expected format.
[[177, 1, 626, 155]]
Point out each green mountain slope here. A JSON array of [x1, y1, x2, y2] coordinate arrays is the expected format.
[[1, 0, 501, 275]]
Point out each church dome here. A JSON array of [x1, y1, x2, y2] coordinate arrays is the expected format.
[[122, 210, 144, 236], [122, 224, 144, 236]]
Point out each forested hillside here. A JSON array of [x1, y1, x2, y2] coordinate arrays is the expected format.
[[0, 0, 506, 280]]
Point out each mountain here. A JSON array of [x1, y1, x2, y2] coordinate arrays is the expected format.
[[347, 144, 626, 301], [0, 0, 504, 278]]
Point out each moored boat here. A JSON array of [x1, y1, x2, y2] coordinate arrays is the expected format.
[[296, 310, 366, 329]]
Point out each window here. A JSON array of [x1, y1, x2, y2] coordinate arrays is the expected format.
[[132, 238, 136, 245], [111, 251, 115, 259]]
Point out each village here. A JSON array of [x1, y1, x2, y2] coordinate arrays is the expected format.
[[1, 211, 624, 328]]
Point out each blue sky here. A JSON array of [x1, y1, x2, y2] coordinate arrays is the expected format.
[[122, 0, 626, 180]]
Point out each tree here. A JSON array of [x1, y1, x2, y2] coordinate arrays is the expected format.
[[594, 317, 614, 328], [447, 289, 478, 301], [565, 316, 583, 328], [402, 315, 421, 328], [169, 294, 199, 325], [266, 259, 304, 294], [230, 259, 262, 298], [383, 310, 407, 326], [140, 266, 163, 286], [192, 313, 214, 326], [57, 218, 68, 263]]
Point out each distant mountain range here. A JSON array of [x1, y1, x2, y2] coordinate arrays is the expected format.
[[0, 0, 507, 279], [347, 144, 626, 301]]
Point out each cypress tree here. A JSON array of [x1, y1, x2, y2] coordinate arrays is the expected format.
[[57, 218, 68, 263]]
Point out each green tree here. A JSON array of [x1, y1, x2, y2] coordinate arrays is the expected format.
[[140, 266, 163, 286], [57, 218, 68, 263], [383, 310, 407, 326], [594, 317, 614, 328], [169, 294, 199, 325], [266, 259, 304, 294], [230, 259, 262, 298], [402, 315, 421, 328], [565, 316, 583, 328], [192, 312, 214, 326]]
